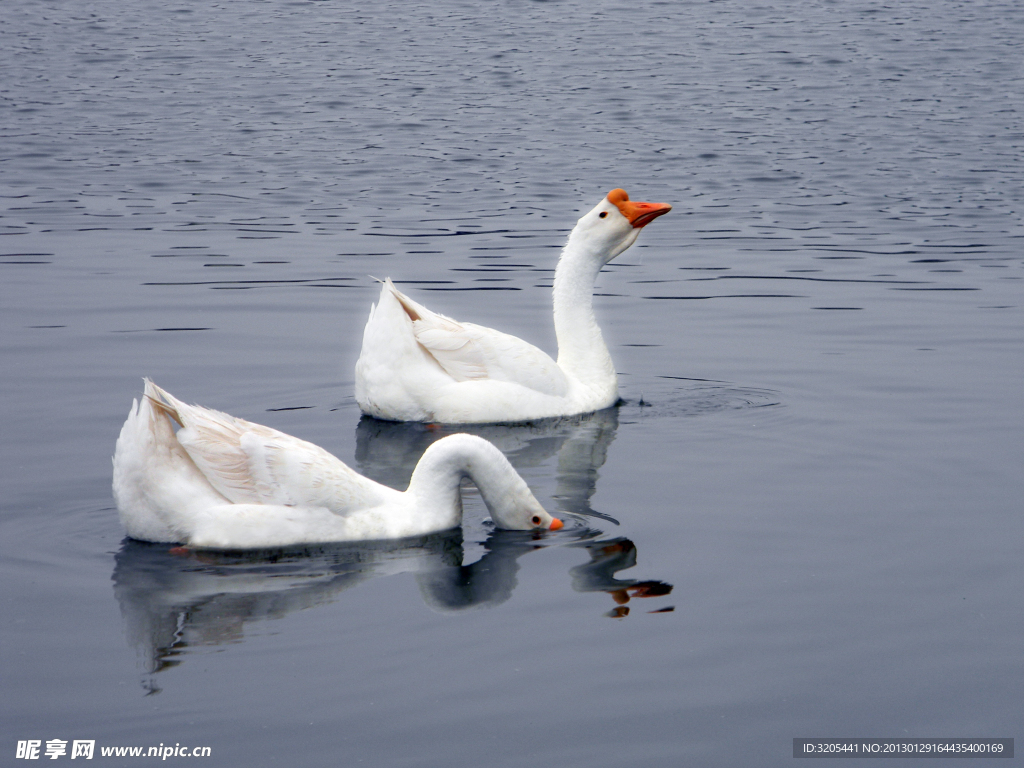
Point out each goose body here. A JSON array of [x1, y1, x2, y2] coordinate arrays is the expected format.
[[113, 381, 562, 549], [355, 188, 672, 423]]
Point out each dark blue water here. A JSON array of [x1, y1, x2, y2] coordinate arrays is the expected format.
[[2, 1, 1022, 765]]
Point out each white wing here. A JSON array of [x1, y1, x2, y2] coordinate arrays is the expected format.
[[387, 281, 570, 397], [147, 382, 390, 514]]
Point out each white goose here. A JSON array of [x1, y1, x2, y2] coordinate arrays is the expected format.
[[113, 380, 563, 550], [355, 188, 672, 423]]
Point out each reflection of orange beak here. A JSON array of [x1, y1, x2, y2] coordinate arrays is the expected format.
[[549, 517, 564, 531], [607, 188, 672, 228]]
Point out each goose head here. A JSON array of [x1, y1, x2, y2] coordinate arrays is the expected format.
[[485, 486, 565, 532], [471, 456, 565, 532], [464, 440, 564, 532], [410, 434, 565, 532], [568, 188, 672, 264]]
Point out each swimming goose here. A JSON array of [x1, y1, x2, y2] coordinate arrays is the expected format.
[[113, 380, 562, 549], [355, 188, 671, 423]]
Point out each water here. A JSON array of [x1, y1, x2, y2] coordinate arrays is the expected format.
[[2, 0, 1022, 765]]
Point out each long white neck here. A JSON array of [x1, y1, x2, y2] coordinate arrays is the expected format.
[[553, 235, 617, 392], [406, 434, 536, 529]]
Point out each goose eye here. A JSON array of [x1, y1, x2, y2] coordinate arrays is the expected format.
[[531, 515, 542, 525], [599, 211, 608, 218]]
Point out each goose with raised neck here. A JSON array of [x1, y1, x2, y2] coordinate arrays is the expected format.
[[355, 188, 671, 423], [113, 380, 562, 550]]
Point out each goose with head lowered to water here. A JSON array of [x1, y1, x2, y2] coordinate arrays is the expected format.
[[113, 380, 563, 550], [355, 188, 672, 424]]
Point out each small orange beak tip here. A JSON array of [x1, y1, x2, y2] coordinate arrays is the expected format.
[[549, 517, 564, 531], [631, 202, 673, 228], [607, 190, 672, 228]]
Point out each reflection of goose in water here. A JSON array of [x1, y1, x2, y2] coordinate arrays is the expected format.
[[113, 532, 501, 684], [112, 528, 671, 684], [568, 537, 674, 619], [355, 406, 620, 523], [416, 528, 566, 613]]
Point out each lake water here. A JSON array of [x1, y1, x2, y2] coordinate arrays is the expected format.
[[2, 0, 1022, 765]]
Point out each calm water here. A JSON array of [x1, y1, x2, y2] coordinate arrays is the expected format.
[[2, 0, 1022, 765]]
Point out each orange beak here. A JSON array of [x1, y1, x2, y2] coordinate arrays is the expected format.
[[549, 517, 564, 531], [607, 188, 672, 228]]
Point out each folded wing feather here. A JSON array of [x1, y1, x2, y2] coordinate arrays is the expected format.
[[388, 282, 570, 397], [147, 382, 389, 514]]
